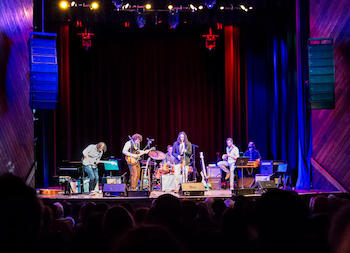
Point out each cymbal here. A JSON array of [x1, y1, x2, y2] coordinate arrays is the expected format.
[[140, 160, 156, 166], [148, 150, 166, 160]]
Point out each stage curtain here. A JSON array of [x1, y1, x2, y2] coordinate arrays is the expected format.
[[56, 28, 226, 172], [224, 26, 248, 149], [245, 22, 299, 179]]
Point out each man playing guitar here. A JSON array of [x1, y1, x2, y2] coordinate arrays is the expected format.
[[122, 134, 153, 191], [82, 142, 107, 194], [217, 138, 239, 189]]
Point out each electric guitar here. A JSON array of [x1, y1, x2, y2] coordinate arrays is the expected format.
[[82, 157, 117, 166], [125, 147, 155, 165]]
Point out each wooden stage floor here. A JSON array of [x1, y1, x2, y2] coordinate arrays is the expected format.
[[39, 189, 346, 204]]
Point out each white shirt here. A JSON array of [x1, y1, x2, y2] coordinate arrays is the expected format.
[[82, 144, 103, 167], [227, 145, 239, 165]]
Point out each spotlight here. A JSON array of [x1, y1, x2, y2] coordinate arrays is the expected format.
[[240, 4, 248, 12], [249, 6, 253, 10], [145, 3, 151, 10], [189, 4, 197, 11], [91, 1, 99, 10], [122, 3, 130, 9], [59, 0, 69, 9], [71, 1, 77, 7], [198, 5, 203, 10], [204, 0, 216, 9], [168, 4, 173, 10], [220, 6, 224, 10]]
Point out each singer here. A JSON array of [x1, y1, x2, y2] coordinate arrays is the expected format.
[[172, 131, 192, 191]]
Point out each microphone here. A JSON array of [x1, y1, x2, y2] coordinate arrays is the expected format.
[[147, 138, 154, 142], [128, 135, 132, 140]]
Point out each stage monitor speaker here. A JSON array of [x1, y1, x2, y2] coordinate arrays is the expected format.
[[308, 38, 335, 109], [258, 180, 276, 193], [29, 32, 58, 109], [233, 188, 256, 196], [103, 184, 127, 197], [127, 190, 150, 197], [180, 182, 205, 196]]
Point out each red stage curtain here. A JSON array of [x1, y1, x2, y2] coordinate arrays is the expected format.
[[224, 26, 247, 148], [57, 24, 71, 163]]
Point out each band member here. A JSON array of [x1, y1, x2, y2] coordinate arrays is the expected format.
[[122, 134, 143, 191], [172, 131, 192, 190], [217, 138, 239, 189], [244, 142, 261, 162], [162, 145, 176, 165], [82, 142, 107, 194]]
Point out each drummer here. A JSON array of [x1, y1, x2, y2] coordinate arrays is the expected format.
[[162, 145, 176, 165]]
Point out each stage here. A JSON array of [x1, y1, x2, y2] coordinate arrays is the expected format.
[[39, 189, 347, 207]]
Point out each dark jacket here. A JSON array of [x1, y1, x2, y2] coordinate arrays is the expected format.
[[172, 141, 192, 165]]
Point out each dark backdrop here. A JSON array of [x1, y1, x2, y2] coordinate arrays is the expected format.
[[57, 27, 228, 174]]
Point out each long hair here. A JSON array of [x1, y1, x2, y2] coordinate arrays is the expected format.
[[97, 142, 107, 152], [177, 131, 189, 144]]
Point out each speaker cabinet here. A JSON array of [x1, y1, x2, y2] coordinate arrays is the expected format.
[[308, 38, 335, 109], [29, 32, 58, 109]]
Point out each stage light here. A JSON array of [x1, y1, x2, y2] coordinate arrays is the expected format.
[[198, 5, 203, 10], [113, 0, 123, 9], [122, 3, 130, 9], [249, 6, 253, 10], [168, 4, 173, 10], [136, 13, 146, 28], [145, 3, 151, 10], [204, 0, 215, 9], [169, 9, 179, 29], [240, 4, 248, 12], [71, 1, 77, 7], [190, 4, 197, 11], [220, 6, 224, 10], [59, 1, 69, 9], [91, 1, 99, 10]]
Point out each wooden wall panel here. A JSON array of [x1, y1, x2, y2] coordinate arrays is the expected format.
[[310, 0, 350, 191], [0, 0, 34, 178]]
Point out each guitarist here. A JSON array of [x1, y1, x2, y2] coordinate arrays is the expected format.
[[82, 142, 107, 194], [172, 131, 192, 191], [122, 133, 143, 191], [217, 138, 239, 189]]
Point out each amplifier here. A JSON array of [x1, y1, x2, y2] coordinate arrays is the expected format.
[[103, 184, 127, 197], [260, 160, 273, 174], [207, 166, 221, 178], [180, 182, 205, 196]]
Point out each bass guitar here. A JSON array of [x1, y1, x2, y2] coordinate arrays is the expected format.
[[125, 147, 155, 165]]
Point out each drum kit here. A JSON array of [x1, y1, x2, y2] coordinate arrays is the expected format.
[[139, 150, 176, 191]]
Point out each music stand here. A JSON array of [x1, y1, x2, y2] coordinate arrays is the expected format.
[[104, 159, 120, 177], [235, 157, 249, 189]]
